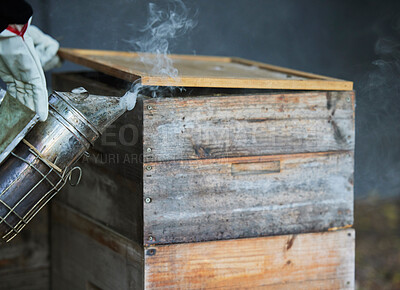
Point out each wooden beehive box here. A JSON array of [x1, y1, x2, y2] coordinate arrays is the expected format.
[[50, 49, 355, 289], [0, 209, 49, 290]]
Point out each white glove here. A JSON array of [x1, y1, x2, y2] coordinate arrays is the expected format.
[[27, 25, 61, 71], [0, 19, 48, 121]]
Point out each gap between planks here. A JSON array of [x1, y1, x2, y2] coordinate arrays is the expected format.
[[143, 150, 353, 166]]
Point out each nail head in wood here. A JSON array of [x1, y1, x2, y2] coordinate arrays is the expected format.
[[145, 197, 152, 204], [146, 166, 152, 171], [146, 249, 156, 256]]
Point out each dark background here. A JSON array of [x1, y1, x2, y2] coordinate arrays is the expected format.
[[27, 0, 400, 200]]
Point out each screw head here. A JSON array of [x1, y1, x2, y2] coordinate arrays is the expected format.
[[147, 249, 156, 256], [346, 97, 351, 103], [146, 147, 152, 153], [147, 105, 153, 110], [146, 165, 152, 171], [148, 236, 154, 241], [145, 197, 152, 203]]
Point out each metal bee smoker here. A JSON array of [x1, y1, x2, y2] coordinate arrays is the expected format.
[[0, 89, 126, 242]]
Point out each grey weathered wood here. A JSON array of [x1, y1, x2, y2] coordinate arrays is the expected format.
[[0, 268, 49, 290], [56, 160, 143, 243], [0, 209, 49, 290], [143, 91, 354, 162], [51, 202, 143, 290], [50, 72, 355, 289], [143, 151, 354, 245]]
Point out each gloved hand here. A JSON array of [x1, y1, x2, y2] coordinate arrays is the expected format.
[[27, 25, 61, 71], [0, 20, 60, 121], [0, 19, 47, 121]]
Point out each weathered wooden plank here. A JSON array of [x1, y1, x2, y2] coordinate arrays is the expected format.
[[143, 91, 355, 162], [0, 268, 49, 290], [51, 202, 143, 290], [58, 48, 353, 90], [143, 151, 353, 245], [145, 229, 355, 289], [231, 57, 346, 82], [0, 208, 49, 290], [56, 160, 143, 243]]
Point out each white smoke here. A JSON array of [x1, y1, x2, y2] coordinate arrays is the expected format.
[[120, 0, 197, 110], [357, 36, 400, 199]]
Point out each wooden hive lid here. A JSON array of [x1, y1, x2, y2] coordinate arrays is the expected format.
[[58, 48, 353, 91]]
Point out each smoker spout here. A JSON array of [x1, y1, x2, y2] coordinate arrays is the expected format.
[[59, 90, 126, 135]]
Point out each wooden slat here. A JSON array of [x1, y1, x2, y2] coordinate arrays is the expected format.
[[56, 160, 143, 243], [143, 151, 353, 245], [51, 202, 143, 290], [145, 229, 355, 289], [143, 91, 355, 162], [232, 57, 345, 82], [0, 268, 49, 290], [0, 209, 49, 290], [58, 48, 353, 90]]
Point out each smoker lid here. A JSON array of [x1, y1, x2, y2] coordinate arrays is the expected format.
[[58, 48, 353, 91]]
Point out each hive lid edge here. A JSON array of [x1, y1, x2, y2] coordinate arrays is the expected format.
[[58, 47, 353, 91]]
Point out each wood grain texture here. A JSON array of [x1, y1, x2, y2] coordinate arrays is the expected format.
[[0, 208, 49, 290], [51, 202, 143, 290], [58, 48, 353, 90], [143, 151, 353, 245], [143, 91, 355, 162], [56, 160, 143, 243], [0, 268, 49, 290], [145, 229, 355, 289]]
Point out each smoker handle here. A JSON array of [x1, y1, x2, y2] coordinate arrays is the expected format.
[[231, 160, 281, 176]]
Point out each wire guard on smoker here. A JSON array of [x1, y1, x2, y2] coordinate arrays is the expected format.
[[0, 139, 82, 242], [0, 90, 126, 243]]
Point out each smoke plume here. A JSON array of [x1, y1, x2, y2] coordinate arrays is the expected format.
[[357, 35, 400, 198], [120, 0, 197, 110]]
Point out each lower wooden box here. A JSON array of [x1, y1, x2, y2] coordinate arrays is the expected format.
[[0, 209, 49, 290], [51, 202, 354, 290]]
